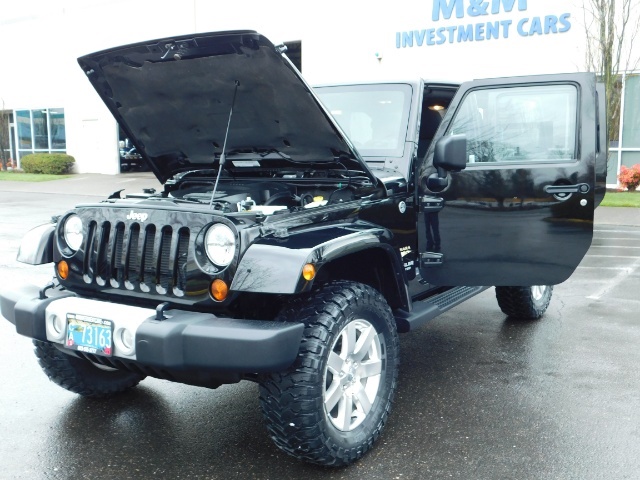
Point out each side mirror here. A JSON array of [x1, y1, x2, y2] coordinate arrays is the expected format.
[[425, 134, 467, 193], [433, 134, 467, 172]]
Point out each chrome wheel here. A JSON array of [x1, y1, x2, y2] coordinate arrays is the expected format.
[[259, 281, 400, 466], [323, 319, 385, 431], [495, 285, 553, 320]]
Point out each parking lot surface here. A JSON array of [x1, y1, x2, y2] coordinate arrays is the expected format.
[[0, 179, 638, 480]]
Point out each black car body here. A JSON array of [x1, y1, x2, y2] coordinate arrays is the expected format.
[[0, 30, 606, 466]]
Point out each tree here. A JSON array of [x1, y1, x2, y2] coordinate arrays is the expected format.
[[583, 0, 640, 141], [0, 99, 10, 171]]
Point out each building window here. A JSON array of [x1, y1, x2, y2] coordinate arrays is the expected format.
[[16, 110, 32, 151], [14, 108, 66, 165], [32, 110, 49, 150], [621, 75, 640, 148], [50, 109, 66, 149], [609, 73, 640, 187]]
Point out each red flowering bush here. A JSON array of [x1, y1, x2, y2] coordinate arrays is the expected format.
[[618, 164, 640, 191]]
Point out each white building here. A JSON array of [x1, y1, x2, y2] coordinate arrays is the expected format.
[[0, 0, 638, 186]]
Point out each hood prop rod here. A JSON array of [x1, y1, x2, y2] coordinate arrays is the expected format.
[[209, 80, 240, 209]]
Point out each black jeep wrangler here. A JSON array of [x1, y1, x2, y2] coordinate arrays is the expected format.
[[0, 31, 607, 466]]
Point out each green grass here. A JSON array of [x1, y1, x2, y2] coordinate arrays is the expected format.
[[0, 171, 73, 182], [600, 191, 640, 207]]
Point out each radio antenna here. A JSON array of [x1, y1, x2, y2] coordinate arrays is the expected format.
[[209, 80, 240, 209]]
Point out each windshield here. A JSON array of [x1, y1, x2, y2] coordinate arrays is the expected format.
[[315, 84, 413, 158]]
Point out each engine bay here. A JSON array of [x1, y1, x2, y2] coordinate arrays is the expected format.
[[165, 179, 359, 215]]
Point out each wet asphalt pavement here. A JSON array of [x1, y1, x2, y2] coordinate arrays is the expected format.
[[0, 179, 639, 480]]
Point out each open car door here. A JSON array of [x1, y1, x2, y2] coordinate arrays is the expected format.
[[417, 73, 601, 286]]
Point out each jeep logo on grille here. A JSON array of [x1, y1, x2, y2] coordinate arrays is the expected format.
[[126, 210, 148, 222]]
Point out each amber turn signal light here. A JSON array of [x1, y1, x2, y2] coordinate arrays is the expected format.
[[210, 279, 229, 302], [302, 263, 316, 281], [57, 261, 69, 280]]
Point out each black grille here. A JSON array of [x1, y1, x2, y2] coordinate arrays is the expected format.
[[82, 220, 191, 297]]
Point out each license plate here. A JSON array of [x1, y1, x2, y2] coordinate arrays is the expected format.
[[65, 313, 113, 357]]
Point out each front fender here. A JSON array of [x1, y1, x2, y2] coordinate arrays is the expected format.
[[17, 223, 56, 265], [230, 224, 392, 294]]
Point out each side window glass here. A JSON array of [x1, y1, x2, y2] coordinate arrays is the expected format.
[[449, 85, 578, 164]]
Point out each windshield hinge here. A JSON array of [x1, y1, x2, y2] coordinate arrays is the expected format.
[[274, 43, 288, 54]]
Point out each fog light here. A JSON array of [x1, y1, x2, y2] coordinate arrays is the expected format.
[[210, 279, 228, 302], [121, 328, 134, 350], [46, 313, 66, 341], [52, 314, 66, 335], [47, 313, 67, 340], [302, 263, 316, 281], [57, 261, 69, 280], [115, 327, 136, 356]]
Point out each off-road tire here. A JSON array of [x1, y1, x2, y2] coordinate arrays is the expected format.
[[34, 340, 145, 398], [259, 281, 400, 466], [495, 285, 553, 320]]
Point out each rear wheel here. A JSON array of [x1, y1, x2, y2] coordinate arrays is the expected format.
[[259, 281, 400, 466], [34, 340, 145, 398], [495, 285, 553, 320]]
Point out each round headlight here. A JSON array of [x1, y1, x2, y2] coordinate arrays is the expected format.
[[204, 224, 236, 267], [63, 214, 84, 251]]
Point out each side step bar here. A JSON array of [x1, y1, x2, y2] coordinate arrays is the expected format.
[[394, 286, 489, 333]]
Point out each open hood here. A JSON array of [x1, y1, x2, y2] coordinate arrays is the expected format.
[[78, 31, 374, 184]]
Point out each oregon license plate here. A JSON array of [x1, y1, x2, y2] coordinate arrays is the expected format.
[[65, 313, 113, 356]]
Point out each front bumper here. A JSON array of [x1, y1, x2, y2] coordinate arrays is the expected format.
[[0, 284, 304, 374]]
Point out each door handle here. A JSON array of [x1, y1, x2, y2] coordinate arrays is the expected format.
[[544, 183, 590, 195]]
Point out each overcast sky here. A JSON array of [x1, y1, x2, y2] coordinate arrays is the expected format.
[[0, 0, 129, 25]]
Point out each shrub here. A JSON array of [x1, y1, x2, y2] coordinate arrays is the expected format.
[[20, 153, 75, 175], [618, 164, 640, 191]]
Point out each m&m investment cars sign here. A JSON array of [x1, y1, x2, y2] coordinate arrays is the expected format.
[[396, 0, 571, 48]]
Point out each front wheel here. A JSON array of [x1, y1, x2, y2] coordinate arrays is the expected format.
[[34, 340, 145, 398], [495, 285, 553, 320], [259, 281, 400, 466]]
